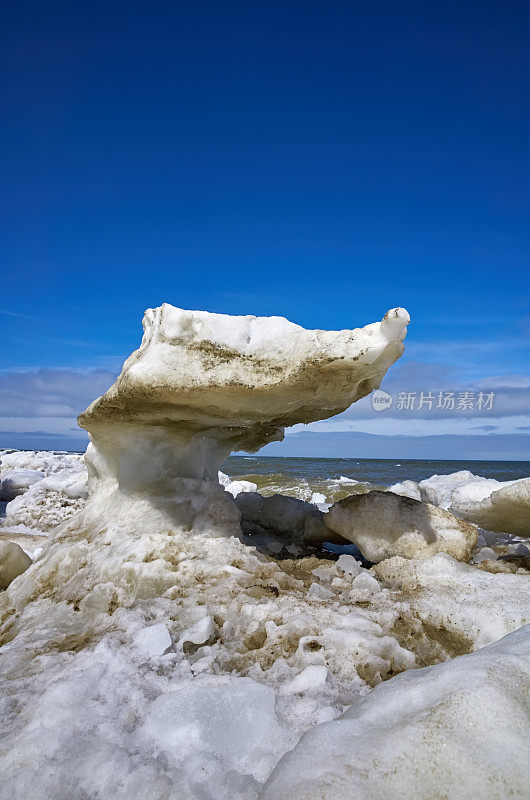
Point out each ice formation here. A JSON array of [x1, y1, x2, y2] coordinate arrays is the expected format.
[[388, 469, 506, 508], [372, 553, 529, 650], [78, 303, 410, 486], [0, 448, 529, 798], [325, 490, 478, 562], [261, 625, 530, 800]]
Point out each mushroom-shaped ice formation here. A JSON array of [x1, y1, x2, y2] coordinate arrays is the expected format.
[[78, 304, 409, 494]]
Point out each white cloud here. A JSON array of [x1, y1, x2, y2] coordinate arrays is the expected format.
[[288, 415, 530, 438], [0, 369, 116, 419], [0, 364, 528, 451]]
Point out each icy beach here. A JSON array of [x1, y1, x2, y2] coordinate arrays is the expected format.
[[0, 305, 529, 800]]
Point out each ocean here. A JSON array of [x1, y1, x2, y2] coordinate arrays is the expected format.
[[221, 456, 530, 503]]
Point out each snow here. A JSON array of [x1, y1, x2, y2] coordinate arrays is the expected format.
[[261, 625, 530, 800]]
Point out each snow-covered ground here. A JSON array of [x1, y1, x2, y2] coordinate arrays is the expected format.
[[0, 448, 529, 799]]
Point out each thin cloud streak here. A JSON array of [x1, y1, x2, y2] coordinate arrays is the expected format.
[[0, 309, 51, 323]]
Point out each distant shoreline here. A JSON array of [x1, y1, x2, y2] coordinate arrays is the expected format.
[[1, 446, 530, 464]]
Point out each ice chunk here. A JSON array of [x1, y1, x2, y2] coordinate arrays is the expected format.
[[308, 582, 334, 600], [325, 490, 478, 562], [388, 471, 516, 511], [373, 554, 530, 649], [309, 492, 327, 505], [78, 304, 409, 489], [311, 565, 334, 581], [0, 541, 32, 589], [133, 623, 172, 656], [223, 479, 258, 497], [454, 477, 530, 536], [417, 470, 485, 508], [217, 471, 231, 487], [178, 616, 216, 649], [349, 573, 380, 602], [335, 553, 363, 576], [387, 479, 421, 501], [236, 491, 338, 544], [140, 678, 285, 781], [281, 665, 329, 694], [471, 547, 498, 564]]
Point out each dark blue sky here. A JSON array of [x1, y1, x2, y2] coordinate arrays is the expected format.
[[1, 1, 529, 456]]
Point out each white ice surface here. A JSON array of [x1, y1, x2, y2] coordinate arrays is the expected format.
[[140, 678, 287, 783], [133, 623, 172, 656], [262, 625, 530, 800]]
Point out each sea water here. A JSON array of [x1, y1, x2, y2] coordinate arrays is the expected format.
[[221, 456, 530, 503]]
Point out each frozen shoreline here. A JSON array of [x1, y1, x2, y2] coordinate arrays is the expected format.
[[0, 447, 529, 799], [0, 307, 528, 799]]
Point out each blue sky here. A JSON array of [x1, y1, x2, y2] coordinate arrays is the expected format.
[[1, 1, 529, 458]]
